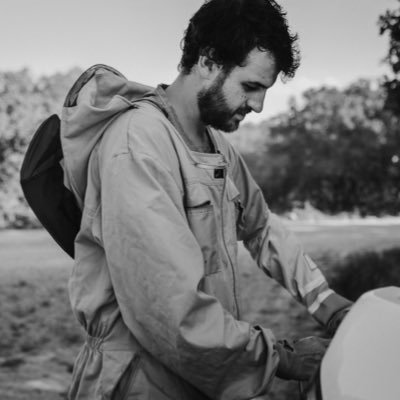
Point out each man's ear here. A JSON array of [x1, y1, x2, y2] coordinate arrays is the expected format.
[[197, 54, 221, 80]]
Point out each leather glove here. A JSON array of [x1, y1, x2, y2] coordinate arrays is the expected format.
[[326, 306, 352, 336], [275, 336, 330, 382]]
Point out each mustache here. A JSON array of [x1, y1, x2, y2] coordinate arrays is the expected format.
[[234, 107, 252, 117]]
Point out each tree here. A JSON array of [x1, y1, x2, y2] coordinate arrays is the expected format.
[[0, 67, 81, 227], [256, 80, 400, 215], [379, 0, 400, 114]]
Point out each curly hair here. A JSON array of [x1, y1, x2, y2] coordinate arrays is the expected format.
[[179, 0, 300, 79]]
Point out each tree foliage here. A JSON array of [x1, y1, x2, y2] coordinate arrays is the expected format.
[[239, 80, 400, 215], [0, 68, 81, 228], [379, 0, 400, 113]]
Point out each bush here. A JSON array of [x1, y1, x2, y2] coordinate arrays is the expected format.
[[0, 67, 82, 229], [330, 247, 400, 301], [235, 80, 400, 215]]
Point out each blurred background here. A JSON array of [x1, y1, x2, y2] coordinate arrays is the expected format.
[[1, 1, 400, 399]]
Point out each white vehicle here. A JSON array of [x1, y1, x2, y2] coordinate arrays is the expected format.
[[305, 286, 400, 400]]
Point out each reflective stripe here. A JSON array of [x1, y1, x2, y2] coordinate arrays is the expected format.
[[299, 275, 326, 297], [308, 289, 334, 314]]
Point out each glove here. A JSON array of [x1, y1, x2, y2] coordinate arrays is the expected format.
[[326, 306, 351, 336], [275, 336, 330, 382]]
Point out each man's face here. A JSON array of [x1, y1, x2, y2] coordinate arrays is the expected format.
[[197, 48, 278, 132]]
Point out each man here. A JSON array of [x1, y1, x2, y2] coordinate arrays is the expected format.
[[62, 0, 351, 399]]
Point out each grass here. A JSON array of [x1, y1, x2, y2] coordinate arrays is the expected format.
[[1, 224, 400, 400], [0, 230, 78, 357]]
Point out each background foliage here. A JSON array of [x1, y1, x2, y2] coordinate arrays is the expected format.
[[238, 80, 400, 215], [0, 68, 81, 228], [379, 0, 400, 114]]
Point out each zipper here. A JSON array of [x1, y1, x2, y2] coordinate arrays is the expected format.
[[219, 159, 240, 319]]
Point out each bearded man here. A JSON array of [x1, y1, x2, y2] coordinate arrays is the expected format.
[[62, 1, 352, 399]]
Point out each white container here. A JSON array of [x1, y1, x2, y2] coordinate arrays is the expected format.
[[320, 286, 400, 400]]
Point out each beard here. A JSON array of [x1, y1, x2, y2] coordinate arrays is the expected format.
[[197, 72, 249, 132]]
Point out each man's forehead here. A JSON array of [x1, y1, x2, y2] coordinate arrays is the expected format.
[[232, 48, 278, 87]]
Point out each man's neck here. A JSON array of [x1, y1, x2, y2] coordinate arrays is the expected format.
[[165, 75, 208, 146]]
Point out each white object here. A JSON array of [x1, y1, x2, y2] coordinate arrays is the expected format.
[[320, 286, 400, 400]]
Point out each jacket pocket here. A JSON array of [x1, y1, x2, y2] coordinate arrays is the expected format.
[[184, 183, 221, 275]]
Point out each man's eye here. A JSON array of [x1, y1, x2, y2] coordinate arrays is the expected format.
[[243, 84, 258, 91]]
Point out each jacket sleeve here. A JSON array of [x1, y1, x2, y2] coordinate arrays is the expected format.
[[230, 149, 352, 327], [100, 148, 280, 399]]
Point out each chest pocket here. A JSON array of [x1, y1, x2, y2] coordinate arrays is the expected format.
[[184, 182, 221, 276]]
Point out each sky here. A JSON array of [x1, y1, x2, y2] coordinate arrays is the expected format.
[[0, 0, 398, 122]]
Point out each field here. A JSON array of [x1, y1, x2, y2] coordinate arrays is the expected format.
[[1, 222, 400, 400]]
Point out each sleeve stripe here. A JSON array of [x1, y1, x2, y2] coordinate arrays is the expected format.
[[299, 275, 326, 297], [308, 289, 334, 314]]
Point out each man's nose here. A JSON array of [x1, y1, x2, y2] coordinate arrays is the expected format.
[[247, 91, 266, 113]]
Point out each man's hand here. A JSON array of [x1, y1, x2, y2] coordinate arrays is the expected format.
[[326, 306, 352, 336], [275, 336, 330, 382]]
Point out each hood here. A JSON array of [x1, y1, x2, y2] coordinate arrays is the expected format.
[[61, 64, 153, 208]]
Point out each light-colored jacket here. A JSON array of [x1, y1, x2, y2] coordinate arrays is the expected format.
[[61, 66, 351, 400]]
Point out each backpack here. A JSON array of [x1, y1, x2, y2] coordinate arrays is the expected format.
[[20, 113, 81, 259], [20, 64, 128, 259]]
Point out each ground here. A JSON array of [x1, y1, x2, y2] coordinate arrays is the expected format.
[[1, 221, 399, 399]]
